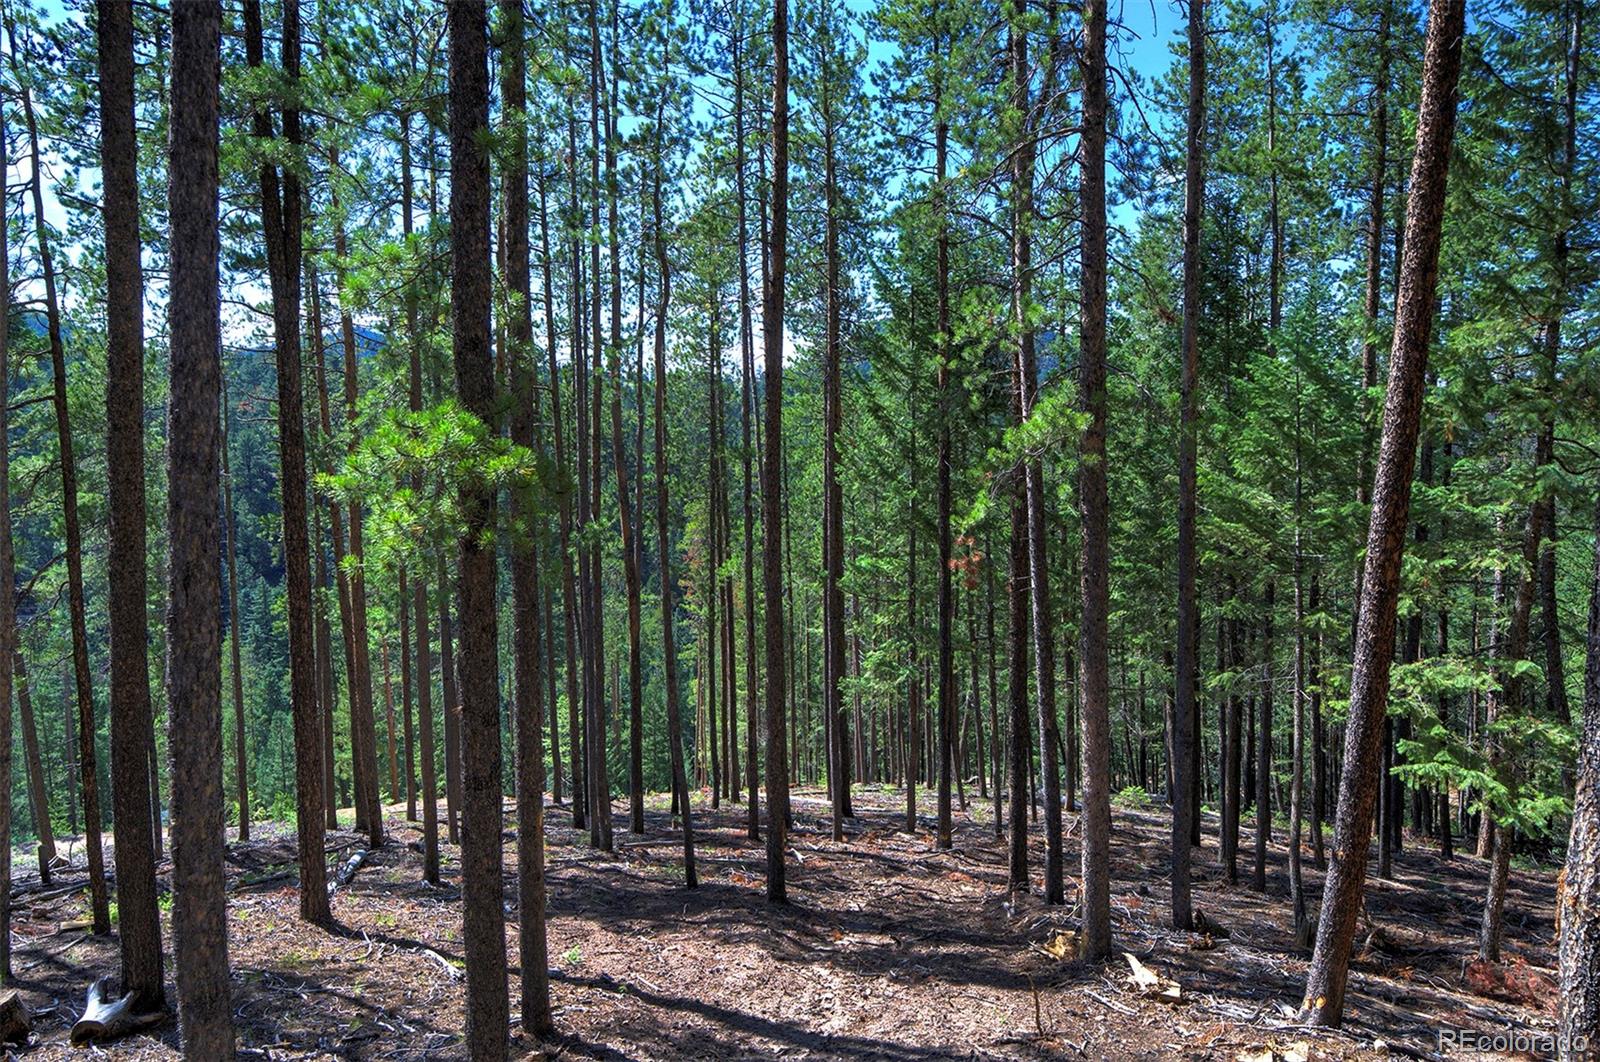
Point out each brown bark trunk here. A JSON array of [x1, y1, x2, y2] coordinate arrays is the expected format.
[[0, 94, 17, 981], [733, 6, 761, 842], [448, 6, 509, 1056], [1561, 487, 1600, 1054], [382, 644, 398, 805], [1301, 0, 1466, 1023], [314, 505, 339, 832], [1078, 0, 1112, 954], [536, 169, 572, 815], [15, 652, 54, 881], [223, 382, 249, 841], [1171, 0, 1206, 933], [14, 46, 109, 934], [166, 4, 236, 1049], [763, 0, 792, 903], [500, 0, 553, 1031], [441, 561, 462, 845], [821, 41, 849, 843], [332, 185, 383, 846], [98, 0, 163, 1006], [399, 573, 417, 822], [244, 0, 329, 926], [402, 109, 440, 881], [651, 61, 697, 887]]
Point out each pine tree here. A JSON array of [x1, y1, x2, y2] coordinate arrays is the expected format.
[[166, 2, 234, 1049]]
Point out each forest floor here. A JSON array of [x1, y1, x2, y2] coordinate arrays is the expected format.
[[0, 785, 1563, 1060]]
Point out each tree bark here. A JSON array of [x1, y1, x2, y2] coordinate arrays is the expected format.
[[402, 108, 439, 880], [500, 0, 553, 1032], [820, 34, 849, 844], [1561, 488, 1600, 1055], [1078, 0, 1113, 954], [0, 93, 17, 981], [244, 0, 329, 925], [382, 644, 399, 805], [399, 573, 417, 822], [98, 0, 163, 1005], [1171, 0, 1207, 934], [763, 0, 792, 904], [166, 4, 236, 1049], [651, 60, 697, 888], [1301, 0, 1466, 1023], [333, 196, 382, 846], [1006, 493, 1031, 893], [930, 13, 957, 853], [732, 6, 762, 843], [14, 651, 54, 882], [448, 5, 509, 1056], [15, 45, 109, 935], [1256, 580, 1275, 892], [223, 381, 250, 841]]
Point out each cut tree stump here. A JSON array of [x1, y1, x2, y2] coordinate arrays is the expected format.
[[68, 978, 163, 1045], [0, 989, 30, 1044]]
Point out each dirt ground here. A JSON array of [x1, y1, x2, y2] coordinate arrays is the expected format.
[[0, 785, 1562, 1059]]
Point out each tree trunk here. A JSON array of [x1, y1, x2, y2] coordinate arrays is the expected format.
[[821, 45, 849, 844], [1078, 0, 1112, 954], [440, 560, 463, 845], [404, 106, 442, 868], [733, 4, 761, 843], [244, 0, 329, 925], [1255, 581, 1275, 892], [584, 0, 613, 853], [651, 59, 697, 887], [605, 81, 646, 839], [16, 51, 108, 935], [763, 0, 792, 904], [0, 94, 17, 981], [14, 652, 54, 882], [98, 0, 163, 1005], [314, 504, 340, 832], [1561, 486, 1600, 1055], [399, 573, 417, 822], [1354, 2, 1391, 644], [332, 186, 383, 847], [222, 382, 250, 841], [448, 6, 509, 1056], [1301, 0, 1466, 1023], [166, 5, 235, 1049], [499, 1, 552, 1031], [1006, 498, 1030, 893], [382, 644, 398, 805], [308, 264, 358, 829], [535, 162, 567, 815]]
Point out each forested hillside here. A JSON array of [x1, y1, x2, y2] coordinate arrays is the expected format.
[[0, 0, 1596, 1056]]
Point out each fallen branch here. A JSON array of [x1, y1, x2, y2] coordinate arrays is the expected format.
[[328, 849, 370, 894]]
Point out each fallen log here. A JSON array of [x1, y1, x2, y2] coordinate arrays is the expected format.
[[69, 979, 163, 1045], [328, 848, 369, 894]]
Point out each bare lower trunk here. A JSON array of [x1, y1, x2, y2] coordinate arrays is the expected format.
[[166, 5, 235, 1049], [244, 0, 328, 926], [1561, 489, 1600, 1055], [1077, 0, 1112, 956], [1301, 0, 1466, 1023], [448, 6, 509, 1056], [16, 57, 108, 935], [762, 0, 791, 904], [98, 0, 162, 1006]]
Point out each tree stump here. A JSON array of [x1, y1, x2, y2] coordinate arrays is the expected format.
[[0, 989, 29, 1045], [68, 979, 163, 1045]]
